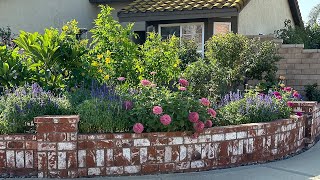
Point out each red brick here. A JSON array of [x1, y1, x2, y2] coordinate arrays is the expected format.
[[26, 141, 37, 149], [7, 141, 24, 149], [36, 124, 55, 133], [96, 140, 114, 149], [150, 137, 168, 146], [142, 164, 159, 174], [47, 133, 66, 142], [159, 163, 175, 172], [55, 123, 77, 133], [114, 148, 129, 166], [67, 151, 77, 169], [131, 148, 140, 165], [86, 150, 96, 168], [171, 146, 179, 162], [0, 150, 5, 167], [148, 147, 157, 163]]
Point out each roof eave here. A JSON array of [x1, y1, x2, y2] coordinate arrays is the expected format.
[[118, 8, 239, 22], [288, 0, 304, 27], [89, 0, 132, 3]]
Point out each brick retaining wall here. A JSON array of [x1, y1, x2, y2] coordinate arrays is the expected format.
[[277, 44, 320, 92], [0, 102, 319, 178]]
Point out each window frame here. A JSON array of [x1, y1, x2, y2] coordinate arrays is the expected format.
[[158, 22, 205, 56], [213, 22, 232, 35]]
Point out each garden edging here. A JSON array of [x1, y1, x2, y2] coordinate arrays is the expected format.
[[0, 101, 319, 178]]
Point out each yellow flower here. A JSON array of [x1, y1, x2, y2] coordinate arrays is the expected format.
[[173, 63, 178, 68], [104, 75, 110, 80], [91, 61, 99, 67], [62, 25, 68, 31], [280, 83, 285, 88], [98, 69, 103, 73], [105, 57, 111, 64], [97, 54, 103, 59]]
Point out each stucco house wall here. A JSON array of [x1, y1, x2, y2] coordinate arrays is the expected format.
[[238, 0, 294, 35], [0, 0, 144, 35]]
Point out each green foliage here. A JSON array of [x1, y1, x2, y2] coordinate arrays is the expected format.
[[0, 84, 72, 134], [89, 5, 139, 85], [0, 46, 29, 89], [178, 39, 201, 70], [305, 84, 320, 102], [76, 98, 129, 133], [185, 33, 280, 98], [217, 89, 292, 126], [275, 20, 320, 49], [139, 33, 181, 85], [13, 20, 89, 91], [124, 82, 213, 133]]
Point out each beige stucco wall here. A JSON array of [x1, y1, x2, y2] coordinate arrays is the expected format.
[[0, 0, 145, 35], [238, 0, 294, 35]]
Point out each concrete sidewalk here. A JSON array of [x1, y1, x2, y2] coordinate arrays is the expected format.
[[12, 141, 320, 180]]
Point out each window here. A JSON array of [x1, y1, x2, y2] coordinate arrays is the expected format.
[[159, 23, 204, 55], [213, 22, 232, 35]]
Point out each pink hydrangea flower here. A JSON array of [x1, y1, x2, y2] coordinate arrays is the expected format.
[[275, 95, 282, 100], [208, 108, 217, 118], [200, 98, 210, 106], [296, 112, 303, 117], [123, 101, 133, 110], [194, 121, 205, 132], [150, 71, 157, 75], [273, 91, 281, 96], [287, 101, 294, 107], [188, 112, 199, 123], [179, 87, 187, 91], [152, 106, 163, 115], [117, 77, 126, 81], [179, 78, 189, 87], [160, 114, 172, 126], [133, 123, 144, 133], [141, 79, 151, 86], [284, 87, 292, 92], [205, 120, 213, 128], [293, 91, 299, 98]]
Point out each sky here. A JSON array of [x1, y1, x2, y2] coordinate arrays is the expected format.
[[298, 0, 320, 22]]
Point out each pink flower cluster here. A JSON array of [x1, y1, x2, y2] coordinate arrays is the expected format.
[[133, 123, 144, 133], [141, 79, 151, 86], [200, 98, 210, 106], [160, 114, 172, 126], [117, 77, 126, 81], [207, 108, 217, 118], [153, 106, 163, 115], [123, 101, 133, 110], [178, 78, 189, 91]]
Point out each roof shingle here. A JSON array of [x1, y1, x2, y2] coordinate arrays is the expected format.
[[120, 0, 248, 14]]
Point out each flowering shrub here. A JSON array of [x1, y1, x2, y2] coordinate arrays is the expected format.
[[123, 78, 216, 133], [0, 84, 72, 134], [216, 84, 299, 126]]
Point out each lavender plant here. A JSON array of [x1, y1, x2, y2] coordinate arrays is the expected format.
[[216, 90, 292, 126], [0, 83, 72, 134]]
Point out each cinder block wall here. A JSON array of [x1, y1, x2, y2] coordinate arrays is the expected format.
[[276, 44, 320, 93]]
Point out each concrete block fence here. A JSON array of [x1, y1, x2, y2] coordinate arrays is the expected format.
[[0, 102, 319, 178], [277, 44, 320, 92]]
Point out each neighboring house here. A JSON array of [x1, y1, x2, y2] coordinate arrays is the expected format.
[[0, 0, 302, 53]]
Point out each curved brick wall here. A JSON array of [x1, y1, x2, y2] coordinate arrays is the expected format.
[[2, 100, 320, 178], [76, 117, 305, 177]]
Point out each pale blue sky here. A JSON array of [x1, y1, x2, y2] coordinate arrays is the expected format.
[[298, 0, 320, 22]]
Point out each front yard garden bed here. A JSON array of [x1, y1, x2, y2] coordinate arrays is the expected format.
[[0, 101, 319, 178]]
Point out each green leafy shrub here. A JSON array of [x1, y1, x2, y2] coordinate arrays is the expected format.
[[0, 27, 15, 48], [275, 20, 320, 49], [123, 78, 216, 134], [0, 46, 29, 90], [14, 20, 89, 91], [178, 39, 201, 70], [89, 5, 140, 85], [139, 33, 181, 85], [185, 33, 280, 99], [305, 84, 320, 102], [0, 84, 72, 134]]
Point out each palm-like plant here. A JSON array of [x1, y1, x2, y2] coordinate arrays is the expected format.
[[308, 3, 320, 25]]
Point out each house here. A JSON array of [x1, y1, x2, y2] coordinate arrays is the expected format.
[[0, 0, 302, 53]]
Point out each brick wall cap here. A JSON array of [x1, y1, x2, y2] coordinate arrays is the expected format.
[[34, 115, 80, 124]]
